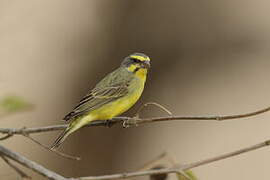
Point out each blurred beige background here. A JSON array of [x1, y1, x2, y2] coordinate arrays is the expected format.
[[1, 0, 270, 179]]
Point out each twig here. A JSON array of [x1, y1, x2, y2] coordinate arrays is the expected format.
[[73, 140, 270, 180], [0, 105, 270, 135], [0, 144, 67, 180], [0, 121, 117, 135], [138, 152, 192, 180], [0, 134, 13, 140], [134, 102, 172, 118], [124, 105, 270, 126], [1, 155, 31, 179], [23, 134, 81, 161]]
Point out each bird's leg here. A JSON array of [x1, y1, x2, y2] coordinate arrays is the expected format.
[[104, 119, 115, 128]]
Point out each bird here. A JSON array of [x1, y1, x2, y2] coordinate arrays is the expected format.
[[51, 53, 151, 148]]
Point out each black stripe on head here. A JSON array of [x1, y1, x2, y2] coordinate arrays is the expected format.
[[133, 67, 140, 73], [122, 53, 149, 65]]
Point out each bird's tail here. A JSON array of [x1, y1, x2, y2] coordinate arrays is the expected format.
[[51, 116, 91, 149], [50, 128, 71, 149]]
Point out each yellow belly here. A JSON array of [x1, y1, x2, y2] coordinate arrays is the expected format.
[[89, 83, 144, 120], [90, 91, 142, 120]]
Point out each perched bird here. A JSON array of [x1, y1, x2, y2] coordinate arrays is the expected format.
[[51, 53, 150, 148]]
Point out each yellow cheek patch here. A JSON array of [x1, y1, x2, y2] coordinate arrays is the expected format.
[[127, 64, 139, 72], [130, 55, 150, 61], [126, 64, 147, 81]]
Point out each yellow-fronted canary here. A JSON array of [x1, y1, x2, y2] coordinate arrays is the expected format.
[[51, 53, 150, 148]]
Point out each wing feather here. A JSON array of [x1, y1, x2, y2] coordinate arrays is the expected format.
[[63, 81, 130, 121]]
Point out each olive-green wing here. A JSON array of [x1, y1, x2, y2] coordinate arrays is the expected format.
[[63, 68, 132, 121], [63, 83, 129, 121]]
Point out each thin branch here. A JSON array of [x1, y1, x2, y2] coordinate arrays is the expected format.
[[182, 140, 270, 169], [0, 144, 66, 180], [124, 105, 270, 126], [0, 105, 269, 135], [23, 134, 81, 161], [73, 140, 270, 180], [0, 134, 13, 140], [137, 152, 193, 180], [0, 120, 117, 135], [1, 155, 31, 179]]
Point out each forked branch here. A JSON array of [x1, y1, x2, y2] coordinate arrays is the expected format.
[[73, 140, 270, 180], [1, 139, 270, 180]]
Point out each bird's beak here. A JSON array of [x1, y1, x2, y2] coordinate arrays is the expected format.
[[141, 61, 151, 69]]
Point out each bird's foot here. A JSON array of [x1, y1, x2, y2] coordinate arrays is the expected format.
[[104, 119, 115, 128], [122, 117, 140, 128]]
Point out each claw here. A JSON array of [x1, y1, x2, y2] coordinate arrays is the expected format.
[[122, 118, 139, 128]]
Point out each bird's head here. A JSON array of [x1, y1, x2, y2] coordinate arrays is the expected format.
[[121, 53, 151, 79]]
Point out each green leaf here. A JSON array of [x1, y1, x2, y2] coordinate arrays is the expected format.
[[177, 170, 198, 180], [0, 96, 33, 113]]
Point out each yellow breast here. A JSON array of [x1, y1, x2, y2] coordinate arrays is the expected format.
[[89, 78, 146, 120], [134, 68, 147, 81]]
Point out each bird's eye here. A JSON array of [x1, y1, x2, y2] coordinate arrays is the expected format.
[[132, 58, 141, 63]]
